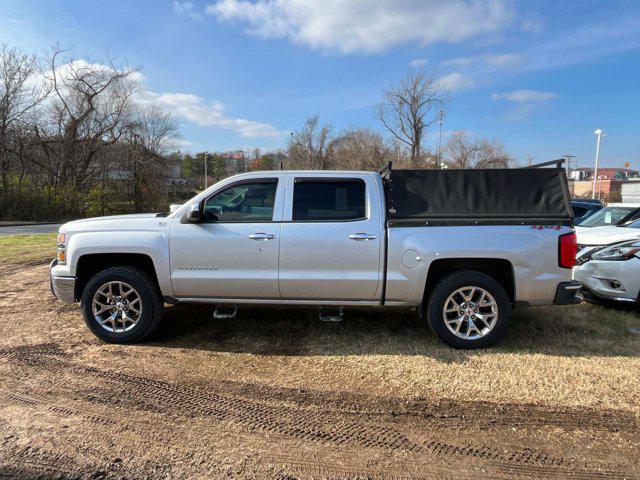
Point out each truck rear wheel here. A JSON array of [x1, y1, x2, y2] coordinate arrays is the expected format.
[[80, 267, 164, 343], [426, 271, 510, 349]]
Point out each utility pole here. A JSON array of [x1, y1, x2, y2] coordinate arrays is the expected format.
[[592, 129, 606, 199], [204, 153, 208, 189], [563, 154, 576, 176], [437, 108, 444, 168]]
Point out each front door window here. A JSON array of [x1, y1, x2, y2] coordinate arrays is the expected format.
[[203, 181, 277, 223]]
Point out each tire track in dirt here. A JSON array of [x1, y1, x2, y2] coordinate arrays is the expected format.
[[269, 456, 450, 480], [2, 344, 423, 454], [267, 452, 632, 480], [0, 442, 169, 480], [202, 380, 639, 433], [0, 259, 51, 278], [1, 342, 637, 433], [0, 445, 84, 480], [0, 342, 636, 479]]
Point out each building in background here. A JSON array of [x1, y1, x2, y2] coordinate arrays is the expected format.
[[568, 166, 639, 203], [222, 151, 246, 173], [621, 181, 640, 203], [569, 167, 639, 181]]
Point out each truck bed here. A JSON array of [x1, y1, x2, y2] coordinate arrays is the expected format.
[[383, 224, 573, 307]]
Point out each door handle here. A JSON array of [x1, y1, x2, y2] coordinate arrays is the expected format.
[[348, 233, 377, 241], [249, 232, 276, 240]]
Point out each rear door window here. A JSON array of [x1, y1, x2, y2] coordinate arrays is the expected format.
[[292, 180, 366, 221]]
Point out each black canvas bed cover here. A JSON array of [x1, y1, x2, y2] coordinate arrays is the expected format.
[[384, 167, 573, 226]]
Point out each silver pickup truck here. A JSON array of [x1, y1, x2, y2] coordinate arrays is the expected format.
[[50, 166, 580, 348]]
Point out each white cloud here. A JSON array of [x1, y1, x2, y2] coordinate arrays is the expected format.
[[517, 15, 640, 72], [29, 59, 144, 101], [136, 90, 283, 138], [483, 53, 521, 67], [170, 138, 195, 149], [410, 58, 427, 67], [490, 89, 558, 121], [42, 58, 282, 139], [174, 1, 202, 19], [38, 59, 144, 85], [435, 72, 474, 91], [490, 89, 557, 103], [443, 53, 521, 68], [205, 0, 514, 54]]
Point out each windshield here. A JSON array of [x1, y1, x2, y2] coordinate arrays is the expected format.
[[579, 206, 635, 227], [623, 219, 640, 229]]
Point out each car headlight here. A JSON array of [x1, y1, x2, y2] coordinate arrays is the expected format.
[[591, 241, 640, 261], [56, 232, 67, 265]]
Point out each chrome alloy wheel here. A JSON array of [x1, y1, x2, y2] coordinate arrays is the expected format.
[[442, 286, 498, 340], [92, 281, 142, 333]]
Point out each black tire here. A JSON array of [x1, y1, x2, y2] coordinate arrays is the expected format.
[[426, 270, 510, 349], [80, 266, 164, 343]]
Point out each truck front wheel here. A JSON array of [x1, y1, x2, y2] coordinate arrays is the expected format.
[[80, 267, 164, 343], [426, 271, 510, 349]]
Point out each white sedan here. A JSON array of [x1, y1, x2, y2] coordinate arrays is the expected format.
[[574, 220, 640, 304]]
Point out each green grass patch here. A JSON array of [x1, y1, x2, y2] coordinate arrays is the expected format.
[[0, 233, 56, 265]]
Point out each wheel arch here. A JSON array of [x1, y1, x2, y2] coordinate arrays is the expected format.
[[423, 258, 515, 305], [75, 253, 161, 301]]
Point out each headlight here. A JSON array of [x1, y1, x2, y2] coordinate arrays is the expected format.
[[591, 241, 640, 261], [56, 232, 67, 265]]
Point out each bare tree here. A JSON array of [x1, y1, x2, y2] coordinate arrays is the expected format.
[[0, 43, 190, 220], [0, 45, 49, 213], [376, 70, 446, 168], [123, 104, 180, 211], [444, 131, 512, 169], [39, 46, 139, 192], [287, 115, 335, 169], [332, 127, 391, 171]]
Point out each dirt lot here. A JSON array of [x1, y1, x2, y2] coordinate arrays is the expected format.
[[0, 239, 639, 479]]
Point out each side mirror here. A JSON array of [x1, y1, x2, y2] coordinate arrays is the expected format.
[[186, 203, 202, 223]]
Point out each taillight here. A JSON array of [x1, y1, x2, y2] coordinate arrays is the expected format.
[[559, 232, 577, 269]]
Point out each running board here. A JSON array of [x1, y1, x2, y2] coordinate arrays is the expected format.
[[213, 305, 237, 319], [319, 306, 343, 322]]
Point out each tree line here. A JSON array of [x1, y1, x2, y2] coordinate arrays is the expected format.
[[1, 44, 512, 221], [0, 45, 182, 220]]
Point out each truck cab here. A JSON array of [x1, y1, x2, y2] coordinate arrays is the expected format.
[[169, 171, 385, 303]]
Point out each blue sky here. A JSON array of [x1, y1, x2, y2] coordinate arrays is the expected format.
[[1, 0, 639, 168]]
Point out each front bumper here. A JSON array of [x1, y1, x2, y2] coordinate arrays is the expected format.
[[49, 259, 77, 303], [552, 281, 583, 305], [573, 257, 640, 303]]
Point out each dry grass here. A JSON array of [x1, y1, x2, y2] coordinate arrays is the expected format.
[[0, 233, 55, 265], [2, 233, 639, 415], [143, 300, 640, 415]]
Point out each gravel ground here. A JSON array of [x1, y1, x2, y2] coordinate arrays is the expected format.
[[0, 262, 638, 479]]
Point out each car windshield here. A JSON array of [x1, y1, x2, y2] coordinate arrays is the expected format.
[[579, 206, 635, 227], [623, 219, 640, 229]]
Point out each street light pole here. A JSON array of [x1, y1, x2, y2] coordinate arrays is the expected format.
[[437, 108, 444, 168], [204, 153, 208, 189], [592, 129, 606, 199]]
